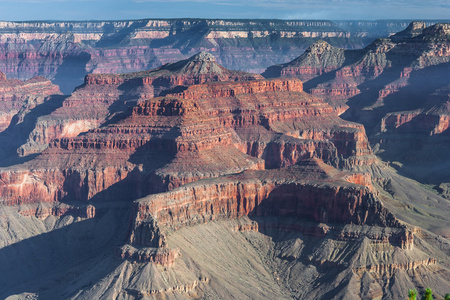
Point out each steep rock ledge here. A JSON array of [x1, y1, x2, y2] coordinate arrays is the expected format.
[[0, 78, 376, 215], [19, 52, 261, 156], [129, 166, 402, 253]]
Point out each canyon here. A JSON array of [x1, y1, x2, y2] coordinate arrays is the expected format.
[[0, 20, 448, 300], [264, 21, 450, 199], [0, 19, 447, 94]]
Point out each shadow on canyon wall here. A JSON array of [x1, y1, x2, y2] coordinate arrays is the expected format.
[[0, 206, 129, 299], [341, 62, 450, 133], [53, 53, 91, 95], [0, 95, 67, 167]]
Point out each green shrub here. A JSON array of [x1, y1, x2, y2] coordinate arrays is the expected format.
[[408, 289, 417, 300], [422, 288, 433, 300]]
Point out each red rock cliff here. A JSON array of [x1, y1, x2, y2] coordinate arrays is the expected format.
[[0, 79, 374, 222], [129, 165, 400, 249], [18, 52, 261, 157]]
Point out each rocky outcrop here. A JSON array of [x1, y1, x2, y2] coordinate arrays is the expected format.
[[129, 165, 401, 249], [262, 40, 349, 81], [264, 22, 450, 112], [115, 245, 179, 266], [0, 165, 137, 206], [0, 78, 374, 216], [390, 21, 428, 40], [14, 203, 96, 220], [18, 52, 261, 157], [352, 258, 437, 277], [0, 73, 61, 133], [380, 110, 444, 134], [84, 51, 263, 95], [335, 224, 415, 250]]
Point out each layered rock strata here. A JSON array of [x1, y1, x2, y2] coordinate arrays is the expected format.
[[129, 164, 403, 249], [264, 22, 450, 112], [2, 19, 443, 93], [263, 22, 450, 192], [18, 52, 262, 156], [0, 65, 448, 299], [0, 78, 373, 212], [0, 72, 61, 133]]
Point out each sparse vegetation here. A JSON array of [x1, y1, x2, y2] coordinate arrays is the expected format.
[[408, 289, 417, 300], [422, 288, 433, 300]]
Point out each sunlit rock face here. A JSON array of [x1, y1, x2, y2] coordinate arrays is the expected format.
[[17, 52, 262, 157], [0, 76, 374, 207]]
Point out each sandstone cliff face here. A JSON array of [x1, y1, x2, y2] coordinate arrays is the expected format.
[[380, 109, 450, 135], [18, 52, 261, 157], [129, 165, 400, 248], [0, 78, 374, 212]]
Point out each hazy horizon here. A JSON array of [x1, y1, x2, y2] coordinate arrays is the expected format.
[[0, 0, 448, 22], [0, 17, 449, 23]]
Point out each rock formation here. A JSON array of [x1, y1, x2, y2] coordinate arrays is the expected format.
[[263, 22, 450, 109], [17, 52, 262, 157], [129, 163, 401, 247], [1, 77, 374, 206], [263, 22, 450, 196], [0, 72, 61, 133], [0, 19, 444, 94], [262, 40, 349, 82], [0, 72, 62, 162], [1, 69, 448, 299]]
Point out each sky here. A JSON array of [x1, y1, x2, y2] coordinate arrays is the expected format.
[[0, 0, 449, 21]]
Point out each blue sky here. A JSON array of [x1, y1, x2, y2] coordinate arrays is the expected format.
[[0, 0, 449, 21]]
